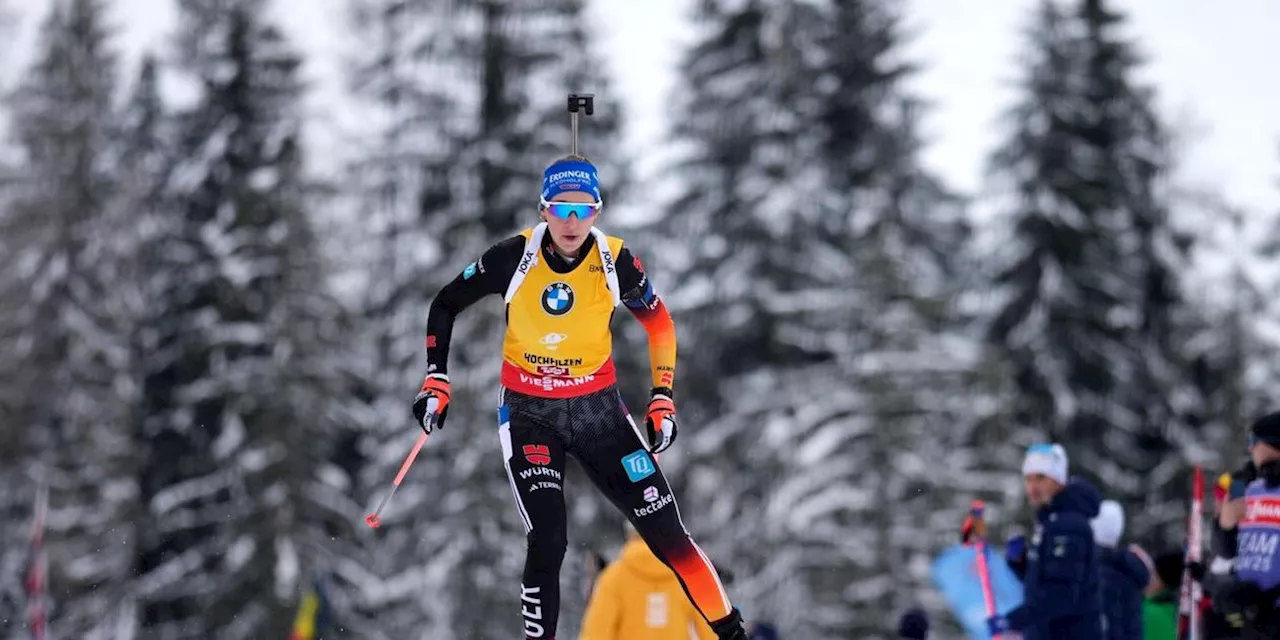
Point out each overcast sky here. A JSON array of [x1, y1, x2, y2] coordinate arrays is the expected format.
[[5, 0, 1279, 216], [596, 0, 1280, 214]]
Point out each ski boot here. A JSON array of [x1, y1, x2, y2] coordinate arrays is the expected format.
[[710, 608, 749, 640]]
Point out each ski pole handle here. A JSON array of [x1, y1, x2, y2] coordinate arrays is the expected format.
[[365, 416, 434, 529], [975, 539, 1002, 640], [968, 500, 1002, 639]]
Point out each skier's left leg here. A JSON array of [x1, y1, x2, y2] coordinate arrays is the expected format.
[[499, 389, 571, 639], [567, 388, 745, 638]]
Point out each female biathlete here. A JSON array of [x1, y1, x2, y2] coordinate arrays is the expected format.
[[411, 155, 748, 640]]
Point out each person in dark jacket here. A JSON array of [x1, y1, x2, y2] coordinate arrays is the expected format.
[[1142, 551, 1181, 640], [1198, 463, 1255, 640], [1092, 499, 1150, 640], [986, 443, 1103, 640], [897, 607, 929, 639], [746, 622, 779, 640], [1210, 412, 1280, 639]]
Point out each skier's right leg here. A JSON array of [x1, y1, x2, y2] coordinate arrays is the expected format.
[[498, 390, 570, 639]]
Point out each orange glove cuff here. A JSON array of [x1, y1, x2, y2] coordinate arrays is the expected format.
[[647, 395, 674, 419], [420, 375, 452, 412]]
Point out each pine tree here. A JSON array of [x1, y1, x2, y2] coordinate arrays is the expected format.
[[1252, 180, 1280, 423], [661, 0, 826, 409], [1168, 188, 1270, 469], [987, 0, 1211, 542], [656, 1, 987, 636], [0, 1, 139, 635], [133, 2, 351, 636], [340, 0, 629, 636]]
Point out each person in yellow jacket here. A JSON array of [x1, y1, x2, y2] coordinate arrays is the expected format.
[[581, 526, 718, 640]]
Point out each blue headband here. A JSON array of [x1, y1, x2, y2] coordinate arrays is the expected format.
[[541, 159, 601, 203]]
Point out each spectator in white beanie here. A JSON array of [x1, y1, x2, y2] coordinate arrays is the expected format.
[[1021, 442, 1069, 503], [982, 443, 1103, 640], [1092, 500, 1125, 548], [1092, 500, 1149, 640]]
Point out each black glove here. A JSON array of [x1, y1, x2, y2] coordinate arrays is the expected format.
[[1187, 560, 1206, 582], [644, 387, 678, 453], [1216, 579, 1264, 628], [412, 373, 451, 433], [1213, 519, 1240, 558]]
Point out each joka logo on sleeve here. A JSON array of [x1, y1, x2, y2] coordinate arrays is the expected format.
[[621, 450, 655, 483], [523, 445, 552, 466]]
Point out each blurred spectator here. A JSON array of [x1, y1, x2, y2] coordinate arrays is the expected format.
[[583, 548, 610, 598], [1198, 462, 1255, 640], [580, 526, 716, 640], [1208, 412, 1280, 638], [1211, 461, 1255, 572], [982, 443, 1103, 640], [897, 607, 929, 639], [1092, 500, 1149, 640], [747, 621, 779, 640], [1142, 550, 1181, 639]]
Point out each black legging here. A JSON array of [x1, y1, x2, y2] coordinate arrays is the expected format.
[[498, 385, 733, 639]]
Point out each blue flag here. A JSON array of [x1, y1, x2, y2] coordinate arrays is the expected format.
[[931, 543, 1025, 639]]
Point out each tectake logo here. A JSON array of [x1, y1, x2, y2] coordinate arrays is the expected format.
[[462, 261, 477, 280], [633, 493, 673, 518], [539, 333, 568, 350], [643, 486, 660, 503]]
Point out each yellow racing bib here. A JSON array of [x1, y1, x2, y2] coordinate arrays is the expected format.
[[500, 224, 625, 397]]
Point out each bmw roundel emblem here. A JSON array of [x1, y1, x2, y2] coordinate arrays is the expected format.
[[541, 282, 575, 316]]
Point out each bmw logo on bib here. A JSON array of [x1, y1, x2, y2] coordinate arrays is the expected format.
[[541, 282, 575, 316]]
